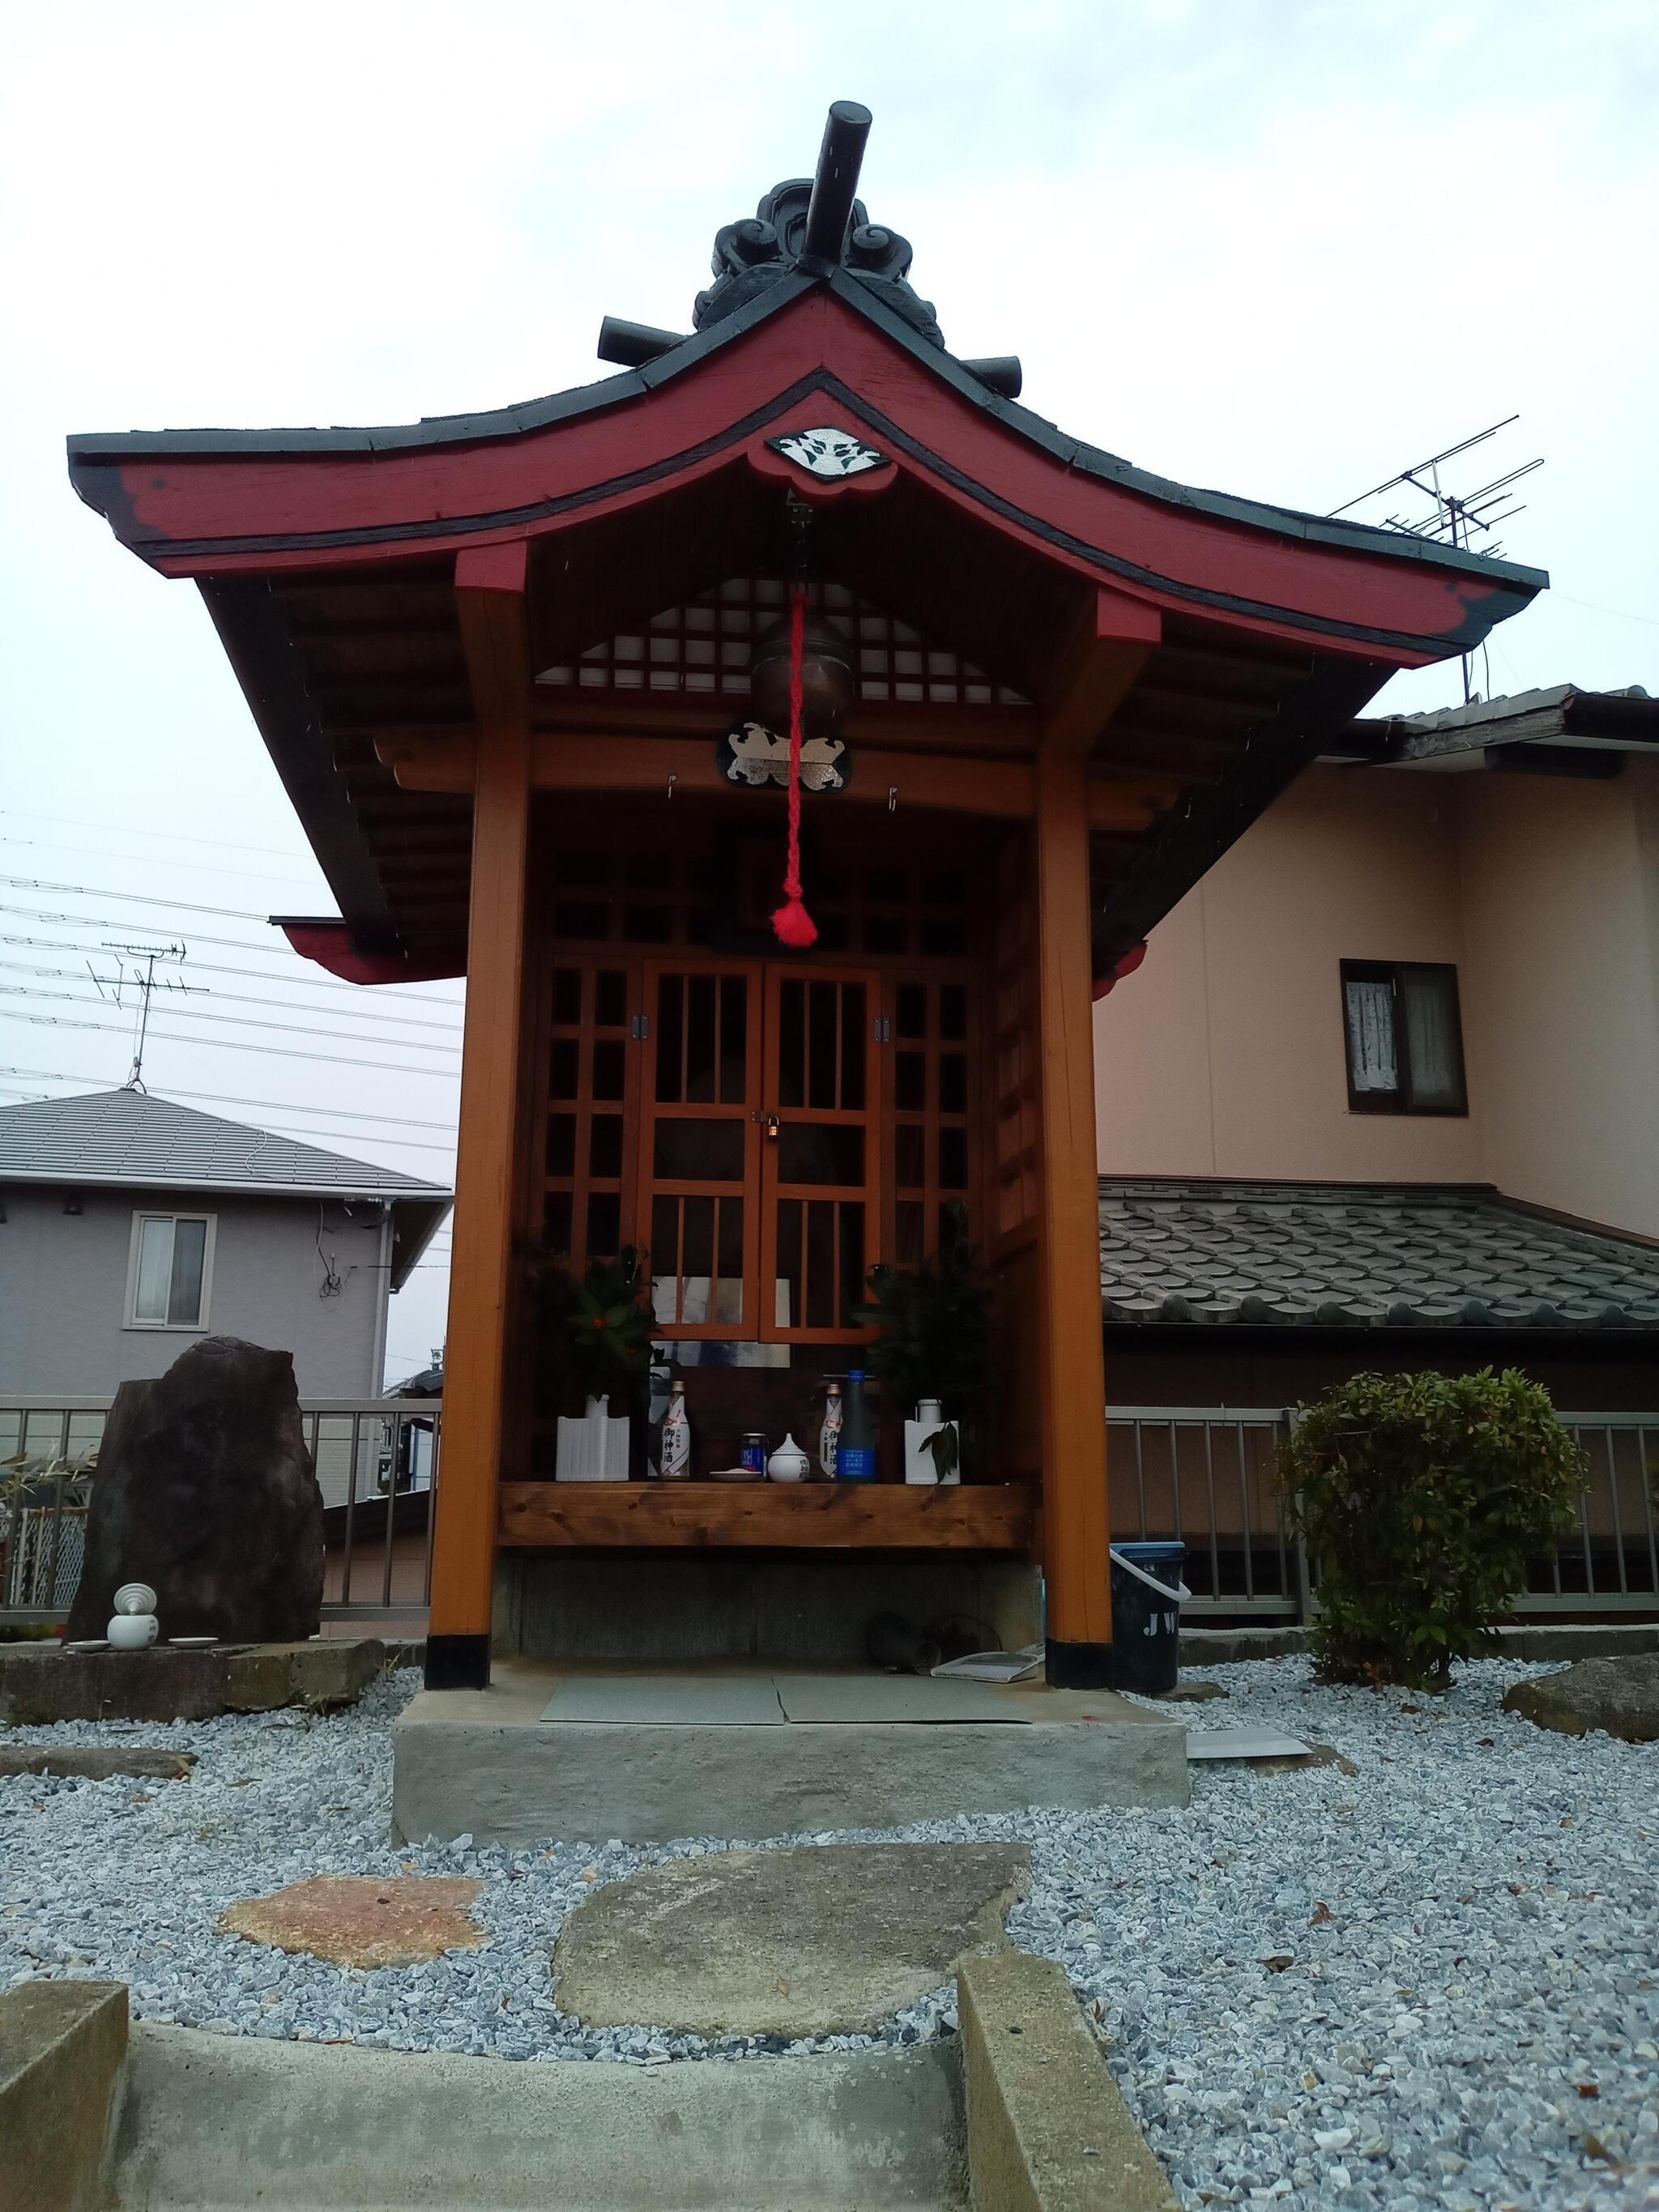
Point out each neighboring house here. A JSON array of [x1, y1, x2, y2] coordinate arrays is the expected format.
[[0, 1089, 451, 1399], [1094, 685, 1659, 1412]]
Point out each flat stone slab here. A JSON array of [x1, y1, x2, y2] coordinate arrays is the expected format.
[[0, 1638, 385, 1724], [553, 1842, 1030, 2036], [220, 1876, 484, 1967], [541, 1675, 786, 1724], [1503, 1655, 1659, 1743], [0, 1744, 195, 1781]]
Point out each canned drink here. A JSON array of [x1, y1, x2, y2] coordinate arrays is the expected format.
[[739, 1432, 769, 1475]]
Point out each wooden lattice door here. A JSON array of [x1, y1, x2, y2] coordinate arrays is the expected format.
[[760, 969, 881, 1342], [637, 961, 763, 1336], [633, 961, 882, 1343]]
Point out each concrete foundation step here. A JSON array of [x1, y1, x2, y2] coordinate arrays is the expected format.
[[393, 1660, 1188, 1845]]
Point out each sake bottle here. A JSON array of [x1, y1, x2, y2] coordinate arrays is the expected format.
[[658, 1381, 693, 1481], [818, 1380, 843, 1480], [836, 1369, 876, 1482]]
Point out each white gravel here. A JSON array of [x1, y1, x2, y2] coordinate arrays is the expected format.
[[2, 1656, 1656, 2211]]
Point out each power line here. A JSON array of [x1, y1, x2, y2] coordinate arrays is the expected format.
[[0, 808, 326, 863], [0, 833, 320, 893], [0, 1062, 457, 1131], [1550, 593, 1659, 631], [0, 982, 463, 1059], [0, 956, 462, 1037], [0, 872, 283, 923], [0, 1008, 460, 1079], [0, 938, 461, 1021], [0, 909, 463, 1005]]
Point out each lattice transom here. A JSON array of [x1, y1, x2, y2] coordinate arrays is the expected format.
[[535, 577, 1029, 710]]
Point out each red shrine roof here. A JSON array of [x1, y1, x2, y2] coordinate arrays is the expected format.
[[65, 109, 1546, 981], [67, 270, 1539, 663]]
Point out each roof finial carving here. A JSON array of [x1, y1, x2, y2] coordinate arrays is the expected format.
[[693, 104, 945, 348]]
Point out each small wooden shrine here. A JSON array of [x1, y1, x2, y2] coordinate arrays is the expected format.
[[68, 105, 1541, 1692]]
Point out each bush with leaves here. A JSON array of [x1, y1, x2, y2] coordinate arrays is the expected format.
[[853, 1207, 995, 1474], [532, 1246, 655, 1422], [1279, 1366, 1583, 1690]]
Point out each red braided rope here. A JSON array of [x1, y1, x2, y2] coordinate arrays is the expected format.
[[770, 583, 817, 948]]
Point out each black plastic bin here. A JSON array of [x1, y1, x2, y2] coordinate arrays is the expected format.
[[1109, 1541, 1190, 1694]]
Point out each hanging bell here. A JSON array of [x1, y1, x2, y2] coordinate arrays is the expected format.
[[749, 614, 855, 739]]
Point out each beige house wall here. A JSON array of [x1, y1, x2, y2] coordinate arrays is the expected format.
[[1094, 757, 1659, 1235], [1457, 757, 1659, 1237]]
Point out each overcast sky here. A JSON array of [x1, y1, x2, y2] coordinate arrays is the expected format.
[[2, 0, 1654, 1382]]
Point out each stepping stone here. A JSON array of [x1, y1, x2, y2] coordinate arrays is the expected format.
[[552, 1842, 1029, 2037], [0, 1745, 195, 1780], [1503, 1656, 1659, 1743], [1143, 1679, 1229, 1703], [219, 1876, 484, 1968]]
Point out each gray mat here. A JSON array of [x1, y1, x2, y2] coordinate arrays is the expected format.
[[1185, 1727, 1311, 1762], [540, 1676, 785, 1724], [774, 1675, 1028, 1724]]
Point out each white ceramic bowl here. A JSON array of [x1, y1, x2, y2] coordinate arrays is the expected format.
[[112, 1582, 158, 1617]]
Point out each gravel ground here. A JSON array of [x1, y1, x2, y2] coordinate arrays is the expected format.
[[2, 1656, 1656, 2210]]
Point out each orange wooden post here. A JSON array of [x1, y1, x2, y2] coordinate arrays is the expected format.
[[424, 542, 532, 1691], [1036, 588, 1159, 1688], [1033, 747, 1115, 1685]]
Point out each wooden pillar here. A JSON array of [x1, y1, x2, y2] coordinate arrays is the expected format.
[[1036, 586, 1159, 1689], [425, 543, 531, 1692], [1034, 749, 1114, 1685]]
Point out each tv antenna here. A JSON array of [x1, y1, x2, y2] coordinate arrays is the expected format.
[[1330, 417, 1544, 704], [88, 940, 190, 1091]]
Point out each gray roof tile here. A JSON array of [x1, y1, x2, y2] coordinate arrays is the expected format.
[[0, 1089, 449, 1200], [1100, 1178, 1659, 1333]]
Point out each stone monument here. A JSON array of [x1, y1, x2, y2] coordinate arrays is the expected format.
[[66, 1336, 324, 1643]]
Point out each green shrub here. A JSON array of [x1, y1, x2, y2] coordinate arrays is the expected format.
[[1279, 1367, 1584, 1690]]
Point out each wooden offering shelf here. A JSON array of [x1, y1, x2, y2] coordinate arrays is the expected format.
[[497, 1480, 1038, 1553]]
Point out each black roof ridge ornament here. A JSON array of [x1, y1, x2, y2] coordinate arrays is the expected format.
[[596, 102, 1020, 394]]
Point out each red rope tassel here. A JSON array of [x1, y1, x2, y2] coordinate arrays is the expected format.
[[770, 584, 818, 948]]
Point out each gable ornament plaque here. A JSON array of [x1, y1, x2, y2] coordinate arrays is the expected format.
[[767, 427, 889, 481]]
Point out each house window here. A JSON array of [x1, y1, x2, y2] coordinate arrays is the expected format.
[[1341, 961, 1467, 1115], [126, 1212, 215, 1328]]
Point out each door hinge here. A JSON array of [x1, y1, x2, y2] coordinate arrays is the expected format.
[[631, 1013, 650, 1041], [872, 1016, 893, 1045]]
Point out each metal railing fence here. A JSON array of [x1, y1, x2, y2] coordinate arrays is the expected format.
[[2, 1396, 441, 1628], [4, 1396, 1655, 1631], [1108, 1407, 1303, 1618], [1107, 1404, 1659, 1622]]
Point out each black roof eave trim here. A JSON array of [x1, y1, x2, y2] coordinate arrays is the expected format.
[[1102, 1319, 1659, 1346], [0, 1169, 449, 1200], [66, 265, 1546, 603]]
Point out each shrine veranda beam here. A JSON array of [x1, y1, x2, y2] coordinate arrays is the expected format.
[[373, 729, 1179, 832]]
